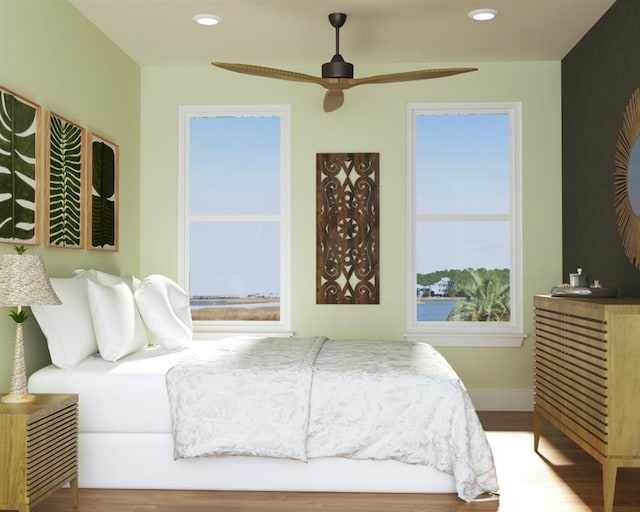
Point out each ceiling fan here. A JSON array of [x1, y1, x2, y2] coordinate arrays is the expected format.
[[212, 13, 477, 112]]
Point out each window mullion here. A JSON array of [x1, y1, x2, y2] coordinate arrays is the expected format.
[[190, 215, 281, 223], [416, 214, 510, 222]]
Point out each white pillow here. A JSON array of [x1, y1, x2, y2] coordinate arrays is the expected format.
[[87, 279, 148, 361], [134, 274, 192, 350], [31, 275, 98, 369], [73, 269, 140, 292]]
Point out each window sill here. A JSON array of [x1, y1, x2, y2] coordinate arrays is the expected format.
[[403, 332, 527, 347]]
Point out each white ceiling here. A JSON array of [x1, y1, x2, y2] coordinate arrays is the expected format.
[[69, 0, 616, 69]]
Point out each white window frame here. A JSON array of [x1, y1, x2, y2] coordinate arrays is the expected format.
[[405, 102, 525, 347], [178, 104, 292, 338]]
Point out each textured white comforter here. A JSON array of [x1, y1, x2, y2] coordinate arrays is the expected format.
[[166, 337, 498, 501], [167, 336, 326, 461]]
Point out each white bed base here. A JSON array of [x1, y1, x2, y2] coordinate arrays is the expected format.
[[79, 432, 457, 493]]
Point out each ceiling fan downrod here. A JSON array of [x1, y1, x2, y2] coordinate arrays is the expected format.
[[322, 12, 354, 79]]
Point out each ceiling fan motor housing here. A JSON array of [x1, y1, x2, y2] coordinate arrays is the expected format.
[[322, 12, 354, 79], [322, 56, 354, 79]]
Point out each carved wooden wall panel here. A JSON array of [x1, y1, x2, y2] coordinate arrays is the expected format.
[[316, 152, 379, 304]]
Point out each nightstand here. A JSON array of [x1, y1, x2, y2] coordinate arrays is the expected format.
[[0, 393, 78, 512]]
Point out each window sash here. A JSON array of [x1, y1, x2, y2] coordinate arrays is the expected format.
[[177, 105, 291, 335], [405, 102, 524, 347]]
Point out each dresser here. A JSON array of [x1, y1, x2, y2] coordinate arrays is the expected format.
[[0, 393, 78, 512], [533, 295, 640, 512]]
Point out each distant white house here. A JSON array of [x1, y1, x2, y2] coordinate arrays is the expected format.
[[417, 277, 451, 297]]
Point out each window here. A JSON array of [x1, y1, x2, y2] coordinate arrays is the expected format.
[[178, 105, 291, 336], [405, 102, 524, 347]]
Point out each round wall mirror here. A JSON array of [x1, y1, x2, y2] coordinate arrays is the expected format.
[[614, 88, 640, 268], [628, 138, 640, 215]]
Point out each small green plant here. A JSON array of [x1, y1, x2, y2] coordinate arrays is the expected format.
[[10, 309, 28, 323], [9, 245, 29, 323]]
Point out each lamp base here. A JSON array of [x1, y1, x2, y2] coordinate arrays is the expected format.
[[4, 322, 35, 405], [1, 392, 36, 404]]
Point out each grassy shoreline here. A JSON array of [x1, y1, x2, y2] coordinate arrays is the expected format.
[[191, 306, 279, 321]]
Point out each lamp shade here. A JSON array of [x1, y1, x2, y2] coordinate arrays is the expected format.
[[0, 254, 61, 307]]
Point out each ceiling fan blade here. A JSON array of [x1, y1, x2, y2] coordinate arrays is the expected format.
[[323, 90, 345, 112], [212, 15, 478, 114], [351, 67, 478, 86], [212, 62, 325, 86]]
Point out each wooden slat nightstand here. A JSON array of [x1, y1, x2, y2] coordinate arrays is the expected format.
[[0, 393, 78, 512]]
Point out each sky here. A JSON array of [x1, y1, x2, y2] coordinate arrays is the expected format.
[[415, 112, 512, 274], [190, 116, 280, 216], [189, 116, 281, 297]]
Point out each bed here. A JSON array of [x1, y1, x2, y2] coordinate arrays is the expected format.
[[27, 271, 499, 502]]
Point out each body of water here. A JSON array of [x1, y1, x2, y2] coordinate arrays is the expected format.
[[417, 299, 459, 321], [191, 300, 280, 309]]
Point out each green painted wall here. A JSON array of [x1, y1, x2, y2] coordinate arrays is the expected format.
[[0, 0, 140, 390], [140, 61, 562, 394]]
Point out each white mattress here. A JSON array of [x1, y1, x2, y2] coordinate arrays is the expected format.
[[29, 344, 192, 433]]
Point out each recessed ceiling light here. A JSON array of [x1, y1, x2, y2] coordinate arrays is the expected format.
[[193, 14, 220, 26], [468, 9, 498, 21]]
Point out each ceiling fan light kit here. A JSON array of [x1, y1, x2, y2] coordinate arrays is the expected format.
[[212, 13, 477, 112]]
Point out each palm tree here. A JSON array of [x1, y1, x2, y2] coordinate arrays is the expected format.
[[447, 269, 510, 321]]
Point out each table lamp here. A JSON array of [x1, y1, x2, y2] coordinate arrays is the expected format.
[[0, 247, 61, 403]]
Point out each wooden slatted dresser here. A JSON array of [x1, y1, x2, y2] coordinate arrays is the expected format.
[[533, 295, 640, 512]]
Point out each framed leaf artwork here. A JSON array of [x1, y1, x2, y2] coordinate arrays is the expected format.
[[87, 132, 119, 251], [44, 111, 86, 248], [0, 85, 41, 245]]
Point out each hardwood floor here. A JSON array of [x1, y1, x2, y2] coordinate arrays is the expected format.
[[36, 412, 640, 512]]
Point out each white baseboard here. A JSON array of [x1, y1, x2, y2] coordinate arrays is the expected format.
[[468, 389, 533, 411]]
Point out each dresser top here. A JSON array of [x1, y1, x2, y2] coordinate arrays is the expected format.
[[535, 294, 640, 306]]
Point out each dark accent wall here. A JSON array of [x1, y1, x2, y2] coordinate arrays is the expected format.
[[562, 0, 640, 296]]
